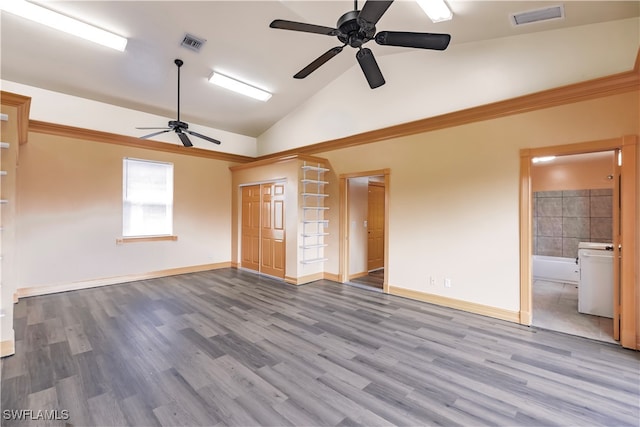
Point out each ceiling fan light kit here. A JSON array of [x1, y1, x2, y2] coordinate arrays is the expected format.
[[270, 0, 451, 89]]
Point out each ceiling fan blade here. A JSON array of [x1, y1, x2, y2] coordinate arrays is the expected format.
[[270, 19, 338, 36], [375, 31, 451, 50], [356, 48, 385, 89], [294, 46, 344, 79], [357, 0, 394, 30], [140, 129, 172, 139], [187, 130, 221, 145], [177, 132, 193, 147]]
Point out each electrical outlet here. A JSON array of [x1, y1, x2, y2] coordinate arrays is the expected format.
[[429, 276, 436, 286], [444, 278, 452, 288]]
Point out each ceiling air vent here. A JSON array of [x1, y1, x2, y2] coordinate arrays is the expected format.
[[180, 33, 206, 52], [511, 5, 564, 26]]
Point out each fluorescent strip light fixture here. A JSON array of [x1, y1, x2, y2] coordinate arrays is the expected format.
[[416, 0, 453, 23], [0, 0, 127, 51], [532, 156, 556, 164], [209, 72, 272, 102]]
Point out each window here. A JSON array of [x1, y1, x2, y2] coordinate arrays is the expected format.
[[123, 158, 173, 237]]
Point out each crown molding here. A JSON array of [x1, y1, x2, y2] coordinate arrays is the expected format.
[[0, 91, 31, 145], [28, 120, 254, 163], [229, 153, 328, 171]]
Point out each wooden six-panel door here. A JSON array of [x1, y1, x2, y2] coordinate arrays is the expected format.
[[367, 182, 385, 271], [241, 185, 261, 272], [241, 182, 285, 278]]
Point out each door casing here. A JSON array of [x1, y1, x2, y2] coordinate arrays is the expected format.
[[519, 136, 637, 349], [339, 169, 390, 292]]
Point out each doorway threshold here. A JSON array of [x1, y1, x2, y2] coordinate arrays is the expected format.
[[345, 281, 384, 293]]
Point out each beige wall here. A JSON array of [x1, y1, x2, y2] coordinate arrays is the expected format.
[[532, 152, 615, 192], [319, 91, 639, 313], [16, 131, 235, 289]]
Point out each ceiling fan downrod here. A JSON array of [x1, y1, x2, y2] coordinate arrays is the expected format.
[[175, 59, 183, 124]]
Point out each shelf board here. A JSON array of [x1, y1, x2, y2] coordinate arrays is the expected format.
[[302, 233, 329, 237], [301, 193, 329, 197], [301, 244, 328, 249], [301, 166, 330, 172], [302, 206, 329, 210], [303, 220, 329, 223], [301, 257, 328, 264], [301, 179, 329, 185]]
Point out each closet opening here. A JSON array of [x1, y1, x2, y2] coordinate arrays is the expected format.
[[240, 181, 286, 279]]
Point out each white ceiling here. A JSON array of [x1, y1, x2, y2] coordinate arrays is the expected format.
[[1, 1, 639, 139]]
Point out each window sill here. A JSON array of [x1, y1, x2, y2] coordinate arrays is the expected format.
[[116, 235, 178, 244]]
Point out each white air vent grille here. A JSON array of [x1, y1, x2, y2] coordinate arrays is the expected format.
[[181, 33, 206, 52], [511, 5, 564, 26]]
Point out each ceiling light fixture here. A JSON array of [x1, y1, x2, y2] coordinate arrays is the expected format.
[[0, 0, 127, 51], [532, 156, 556, 164], [208, 72, 272, 102], [416, 0, 453, 23], [511, 5, 564, 26]]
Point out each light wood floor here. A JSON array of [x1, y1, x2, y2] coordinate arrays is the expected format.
[[2, 268, 639, 426]]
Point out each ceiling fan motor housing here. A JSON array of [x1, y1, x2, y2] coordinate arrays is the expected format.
[[337, 10, 375, 47], [169, 120, 188, 129]]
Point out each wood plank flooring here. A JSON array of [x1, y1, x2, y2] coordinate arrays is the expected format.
[[2, 268, 639, 426], [350, 270, 384, 290]]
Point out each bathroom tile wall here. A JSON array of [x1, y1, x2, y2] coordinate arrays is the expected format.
[[533, 189, 612, 258]]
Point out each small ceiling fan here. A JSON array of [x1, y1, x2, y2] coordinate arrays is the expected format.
[[270, 0, 451, 89], [136, 59, 221, 147]]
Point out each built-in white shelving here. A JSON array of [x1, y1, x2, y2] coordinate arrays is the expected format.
[[301, 161, 329, 265]]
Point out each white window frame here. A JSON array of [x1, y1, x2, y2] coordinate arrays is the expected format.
[[122, 158, 174, 240]]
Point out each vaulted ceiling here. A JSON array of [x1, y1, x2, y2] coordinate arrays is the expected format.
[[1, 1, 639, 144]]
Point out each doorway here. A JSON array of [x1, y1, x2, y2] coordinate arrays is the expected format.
[[520, 136, 637, 350], [241, 182, 286, 278], [339, 170, 390, 292], [530, 151, 616, 343]]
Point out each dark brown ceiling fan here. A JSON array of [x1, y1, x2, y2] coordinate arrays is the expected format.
[[136, 59, 221, 147], [270, 0, 451, 89]]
